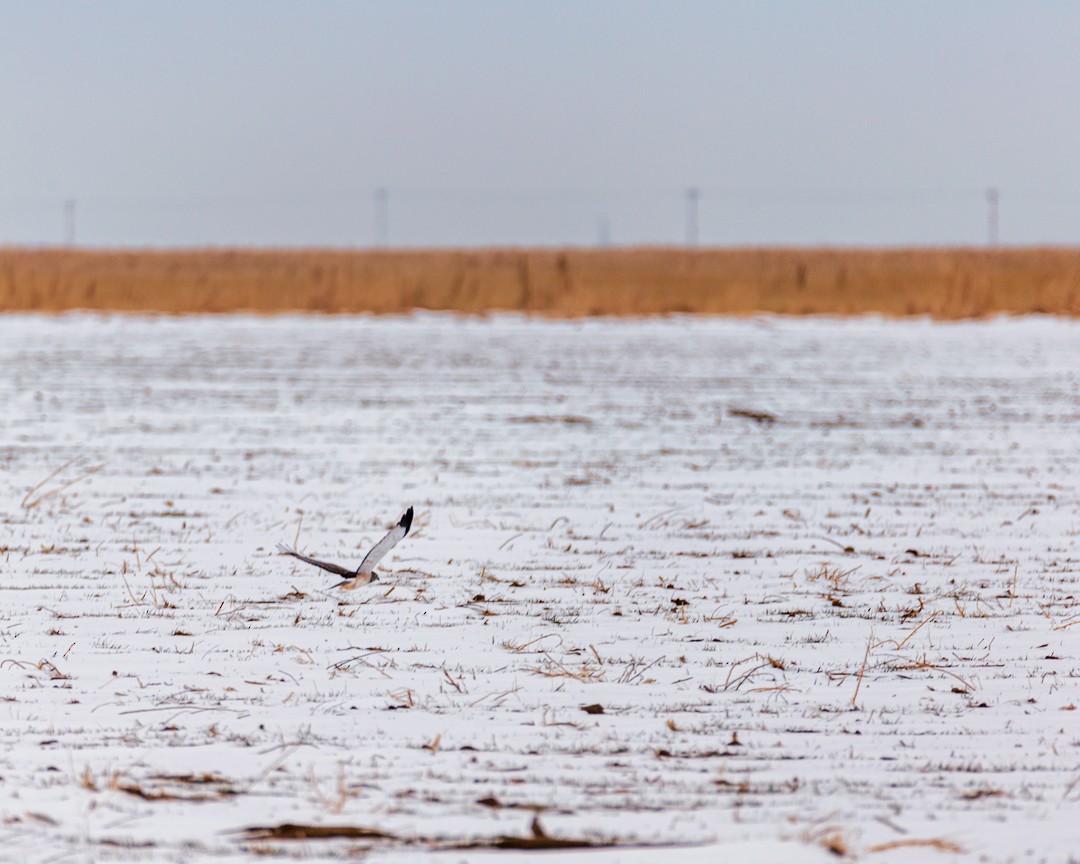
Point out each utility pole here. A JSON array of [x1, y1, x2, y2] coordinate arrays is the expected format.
[[374, 187, 388, 247], [986, 187, 999, 247], [597, 215, 610, 248], [64, 199, 76, 246], [685, 187, 699, 246]]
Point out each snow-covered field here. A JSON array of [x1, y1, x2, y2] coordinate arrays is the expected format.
[[1, 313, 1078, 863]]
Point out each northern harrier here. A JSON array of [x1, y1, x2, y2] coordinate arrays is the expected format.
[[276, 506, 414, 589]]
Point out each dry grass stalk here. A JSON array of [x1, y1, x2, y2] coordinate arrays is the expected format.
[[890, 610, 940, 650], [307, 763, 356, 814], [851, 632, 874, 708], [21, 458, 104, 510], [867, 837, 964, 854], [723, 654, 785, 692], [530, 652, 604, 682]]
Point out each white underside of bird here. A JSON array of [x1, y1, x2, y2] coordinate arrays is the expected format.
[[276, 506, 414, 588]]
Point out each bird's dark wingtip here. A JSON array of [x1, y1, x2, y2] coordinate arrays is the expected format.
[[400, 506, 414, 534]]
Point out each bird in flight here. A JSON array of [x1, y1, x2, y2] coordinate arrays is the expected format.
[[276, 506, 414, 589]]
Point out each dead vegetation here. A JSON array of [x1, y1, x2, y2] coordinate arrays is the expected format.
[[6, 246, 1080, 316], [728, 406, 780, 424], [236, 814, 696, 852], [238, 823, 392, 841], [20, 457, 104, 511]]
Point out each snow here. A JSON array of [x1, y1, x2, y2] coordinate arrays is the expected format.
[[0, 312, 1078, 862]]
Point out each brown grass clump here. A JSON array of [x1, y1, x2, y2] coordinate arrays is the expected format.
[[4, 246, 1080, 317]]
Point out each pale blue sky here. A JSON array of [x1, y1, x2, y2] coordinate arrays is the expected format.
[[2, 2, 1079, 247]]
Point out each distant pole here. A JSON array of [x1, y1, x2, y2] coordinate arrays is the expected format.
[[374, 187, 388, 247], [597, 215, 610, 248], [64, 199, 76, 246], [685, 187, 699, 246], [986, 187, 999, 247]]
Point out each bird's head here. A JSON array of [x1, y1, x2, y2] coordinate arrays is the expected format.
[[370, 574, 380, 583]]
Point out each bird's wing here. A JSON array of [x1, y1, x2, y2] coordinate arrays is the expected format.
[[276, 543, 355, 579], [356, 506, 413, 575]]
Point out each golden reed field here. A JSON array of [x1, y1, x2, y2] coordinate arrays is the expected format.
[[4, 246, 1080, 317]]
